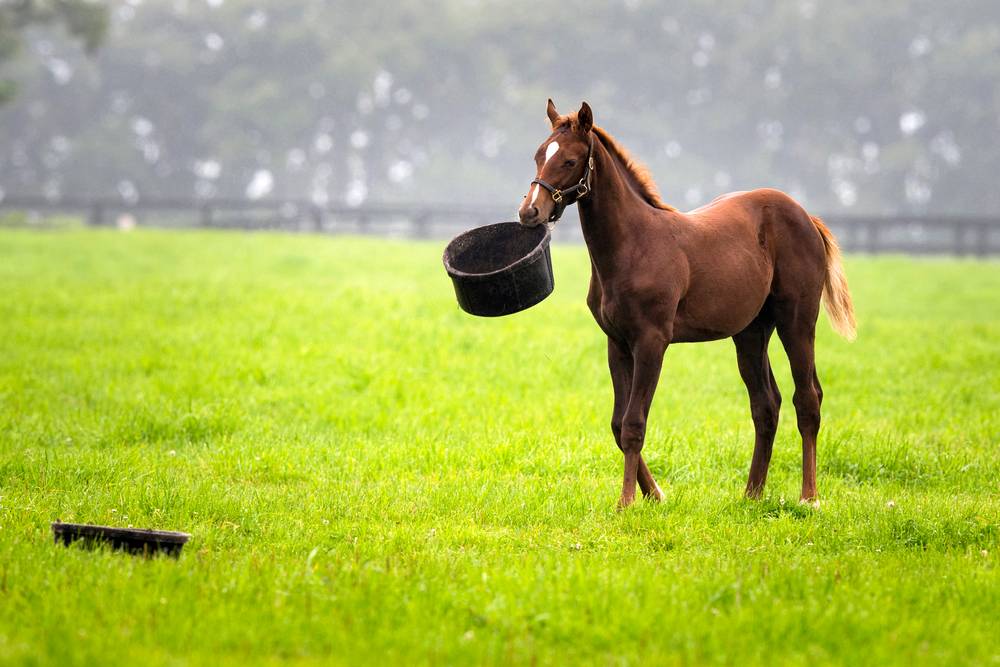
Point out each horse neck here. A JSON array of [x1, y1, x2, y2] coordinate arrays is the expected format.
[[577, 136, 654, 268]]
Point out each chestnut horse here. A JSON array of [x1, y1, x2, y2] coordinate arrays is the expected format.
[[518, 100, 856, 508]]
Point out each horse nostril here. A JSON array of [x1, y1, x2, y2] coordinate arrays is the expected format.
[[529, 206, 538, 218]]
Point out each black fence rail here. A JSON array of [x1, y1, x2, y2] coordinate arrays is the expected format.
[[1, 195, 998, 256], [0, 195, 516, 240]]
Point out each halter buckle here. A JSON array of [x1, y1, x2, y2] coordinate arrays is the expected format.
[[551, 189, 563, 203]]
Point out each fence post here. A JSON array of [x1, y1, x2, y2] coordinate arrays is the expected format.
[[414, 211, 431, 238], [88, 201, 104, 227], [199, 203, 213, 228], [309, 204, 325, 232], [974, 223, 988, 258], [951, 223, 962, 256], [843, 220, 857, 254]]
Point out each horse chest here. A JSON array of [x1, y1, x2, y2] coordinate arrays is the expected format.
[[588, 285, 656, 341], [586, 282, 620, 337]]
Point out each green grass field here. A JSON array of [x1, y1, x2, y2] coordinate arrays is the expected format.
[[1, 229, 997, 666]]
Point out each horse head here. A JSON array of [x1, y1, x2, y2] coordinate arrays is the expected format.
[[518, 99, 595, 227]]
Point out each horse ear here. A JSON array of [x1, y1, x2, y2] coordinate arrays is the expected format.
[[578, 102, 594, 133], [546, 98, 559, 126]]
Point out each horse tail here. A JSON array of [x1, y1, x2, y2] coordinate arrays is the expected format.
[[810, 215, 857, 341]]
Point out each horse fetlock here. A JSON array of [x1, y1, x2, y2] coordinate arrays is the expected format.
[[642, 483, 665, 502], [799, 495, 821, 509], [617, 492, 637, 510]]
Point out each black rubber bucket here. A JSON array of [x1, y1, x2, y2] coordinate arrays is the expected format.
[[52, 522, 190, 557], [443, 222, 554, 317]]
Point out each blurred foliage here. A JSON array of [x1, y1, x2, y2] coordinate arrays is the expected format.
[[0, 0, 998, 214], [0, 0, 107, 103]]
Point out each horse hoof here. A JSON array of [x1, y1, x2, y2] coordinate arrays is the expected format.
[[799, 497, 821, 509], [617, 496, 636, 511]]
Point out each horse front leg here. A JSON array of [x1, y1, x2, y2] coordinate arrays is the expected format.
[[618, 332, 668, 509], [607, 337, 630, 451], [608, 338, 664, 502]]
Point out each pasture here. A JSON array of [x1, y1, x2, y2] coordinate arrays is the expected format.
[[0, 229, 997, 665]]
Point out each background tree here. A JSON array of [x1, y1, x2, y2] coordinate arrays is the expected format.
[[0, 0, 107, 104], [0, 0, 998, 215]]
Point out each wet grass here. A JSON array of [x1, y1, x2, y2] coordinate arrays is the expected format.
[[0, 229, 997, 665]]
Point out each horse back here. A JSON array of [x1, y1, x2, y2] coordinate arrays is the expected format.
[[666, 188, 824, 340], [682, 188, 825, 269]]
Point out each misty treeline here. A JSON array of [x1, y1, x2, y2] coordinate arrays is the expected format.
[[1, 0, 998, 215], [0, 0, 107, 103]]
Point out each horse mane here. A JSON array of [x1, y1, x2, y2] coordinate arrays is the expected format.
[[555, 113, 677, 212]]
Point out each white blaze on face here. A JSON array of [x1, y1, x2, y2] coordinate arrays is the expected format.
[[544, 141, 560, 164], [531, 141, 561, 206]]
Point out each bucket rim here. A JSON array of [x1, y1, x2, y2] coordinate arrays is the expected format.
[[443, 221, 551, 280]]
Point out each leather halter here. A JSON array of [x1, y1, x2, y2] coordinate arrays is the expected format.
[[530, 133, 595, 223]]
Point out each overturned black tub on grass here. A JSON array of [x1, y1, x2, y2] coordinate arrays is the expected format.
[[52, 522, 190, 557], [443, 221, 554, 317]]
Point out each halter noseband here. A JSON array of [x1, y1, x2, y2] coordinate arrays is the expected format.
[[530, 133, 595, 223]]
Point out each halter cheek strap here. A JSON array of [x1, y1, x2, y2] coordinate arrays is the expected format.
[[530, 133, 595, 223]]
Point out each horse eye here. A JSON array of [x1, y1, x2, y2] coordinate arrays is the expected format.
[[564, 159, 577, 168]]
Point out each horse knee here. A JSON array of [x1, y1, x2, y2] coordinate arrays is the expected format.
[[751, 399, 780, 436], [620, 420, 646, 453]]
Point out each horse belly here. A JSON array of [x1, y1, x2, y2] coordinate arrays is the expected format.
[[672, 252, 773, 342]]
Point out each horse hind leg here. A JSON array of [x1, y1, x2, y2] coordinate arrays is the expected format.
[[775, 303, 823, 504], [733, 314, 781, 498]]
